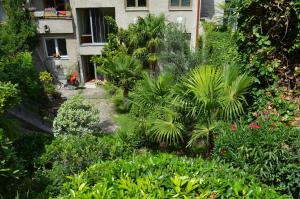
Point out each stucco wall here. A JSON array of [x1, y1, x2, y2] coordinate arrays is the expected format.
[[36, 18, 74, 34]]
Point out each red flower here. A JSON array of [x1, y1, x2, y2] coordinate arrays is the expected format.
[[231, 123, 237, 132], [248, 122, 261, 129]]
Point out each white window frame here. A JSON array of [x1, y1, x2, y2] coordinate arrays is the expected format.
[[44, 38, 68, 59], [125, 0, 148, 11], [169, 0, 192, 10]]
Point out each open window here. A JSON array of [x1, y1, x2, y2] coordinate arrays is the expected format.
[[45, 38, 68, 58], [78, 8, 115, 44]]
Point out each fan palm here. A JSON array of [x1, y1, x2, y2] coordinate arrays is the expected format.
[[99, 53, 142, 106], [130, 72, 174, 115], [130, 73, 184, 146], [175, 65, 253, 152], [128, 14, 166, 74]]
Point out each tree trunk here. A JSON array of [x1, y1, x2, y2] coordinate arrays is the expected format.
[[206, 132, 214, 156]]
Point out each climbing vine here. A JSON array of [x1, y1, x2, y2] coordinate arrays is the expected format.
[[231, 0, 300, 89]]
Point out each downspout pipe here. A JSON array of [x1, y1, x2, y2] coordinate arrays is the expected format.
[[195, 0, 201, 48]]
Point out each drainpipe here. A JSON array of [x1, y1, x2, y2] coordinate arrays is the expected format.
[[195, 0, 201, 48]]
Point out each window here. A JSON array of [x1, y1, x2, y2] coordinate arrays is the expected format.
[[170, 0, 191, 8], [78, 8, 115, 44], [126, 0, 147, 8], [45, 38, 68, 58]]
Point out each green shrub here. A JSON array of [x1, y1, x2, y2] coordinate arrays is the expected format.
[[0, 81, 21, 114], [13, 133, 53, 173], [39, 71, 56, 96], [200, 22, 241, 67], [59, 153, 289, 198], [0, 52, 42, 101], [53, 96, 100, 136], [0, 129, 25, 198], [35, 134, 133, 197], [214, 122, 300, 197]]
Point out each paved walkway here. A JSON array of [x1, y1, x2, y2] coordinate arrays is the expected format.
[[59, 87, 118, 133]]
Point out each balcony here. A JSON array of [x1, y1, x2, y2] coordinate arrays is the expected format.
[[30, 0, 72, 19], [29, 0, 73, 34], [36, 18, 73, 34]]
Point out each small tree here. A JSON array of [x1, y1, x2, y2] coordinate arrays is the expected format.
[[175, 65, 253, 153], [53, 96, 99, 136], [98, 53, 142, 107]]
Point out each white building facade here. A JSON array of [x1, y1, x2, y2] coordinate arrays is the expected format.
[[29, 0, 223, 84]]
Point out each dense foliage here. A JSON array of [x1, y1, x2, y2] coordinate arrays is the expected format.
[[0, 81, 20, 114], [214, 122, 300, 197], [0, 0, 36, 56], [230, 0, 300, 88], [0, 129, 25, 198], [34, 134, 133, 197], [0, 52, 42, 100], [126, 65, 253, 154], [200, 22, 241, 67], [59, 153, 288, 198], [53, 96, 99, 136], [0, 2, 299, 198]]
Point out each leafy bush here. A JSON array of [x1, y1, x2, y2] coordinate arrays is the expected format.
[[59, 153, 289, 198], [0, 81, 21, 114], [0, 129, 25, 198], [159, 23, 201, 75], [39, 71, 56, 95], [0, 0, 37, 56], [53, 96, 99, 136], [0, 52, 42, 101], [200, 22, 241, 67], [13, 133, 53, 172], [214, 122, 300, 197], [35, 134, 133, 197], [230, 0, 300, 88], [248, 86, 299, 124]]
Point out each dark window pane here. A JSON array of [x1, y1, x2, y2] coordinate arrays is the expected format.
[[127, 0, 135, 7], [182, 0, 191, 7], [45, 39, 56, 57], [57, 39, 67, 56], [171, 0, 179, 6], [138, 0, 146, 7]]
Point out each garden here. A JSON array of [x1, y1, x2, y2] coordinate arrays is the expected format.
[[0, 0, 300, 198]]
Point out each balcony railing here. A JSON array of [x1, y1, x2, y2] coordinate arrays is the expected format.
[[33, 9, 72, 19]]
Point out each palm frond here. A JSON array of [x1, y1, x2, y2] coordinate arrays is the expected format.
[[187, 122, 217, 147], [148, 107, 184, 145]]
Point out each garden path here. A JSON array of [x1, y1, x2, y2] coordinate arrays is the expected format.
[[59, 87, 118, 133]]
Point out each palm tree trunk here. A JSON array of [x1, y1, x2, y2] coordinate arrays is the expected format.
[[207, 131, 214, 156], [123, 84, 129, 109]]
